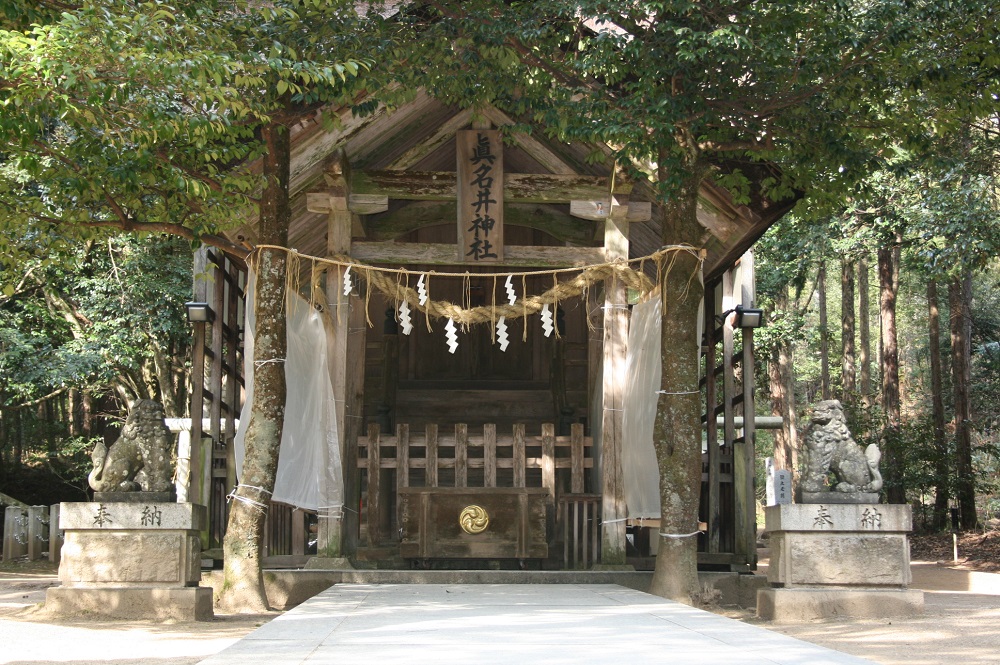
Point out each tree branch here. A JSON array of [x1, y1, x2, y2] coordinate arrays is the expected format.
[[6, 387, 69, 412]]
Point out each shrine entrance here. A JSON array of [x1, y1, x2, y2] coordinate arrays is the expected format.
[[190, 95, 796, 572], [352, 225, 600, 566]]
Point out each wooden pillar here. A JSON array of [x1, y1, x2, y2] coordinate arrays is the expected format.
[[343, 292, 366, 554], [600, 202, 629, 564], [735, 252, 757, 567], [717, 271, 737, 555], [703, 286, 720, 557], [188, 248, 208, 506], [320, 151, 364, 556]]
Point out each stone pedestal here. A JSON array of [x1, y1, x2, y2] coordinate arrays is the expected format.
[[757, 503, 923, 621], [46, 502, 213, 621]]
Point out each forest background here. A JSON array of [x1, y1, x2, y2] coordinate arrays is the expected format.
[[1, 1, 998, 548]]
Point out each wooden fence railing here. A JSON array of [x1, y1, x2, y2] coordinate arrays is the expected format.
[[357, 422, 592, 547]]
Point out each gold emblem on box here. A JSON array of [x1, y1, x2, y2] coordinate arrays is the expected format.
[[459, 505, 489, 534]]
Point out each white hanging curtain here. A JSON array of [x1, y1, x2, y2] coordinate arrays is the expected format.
[[234, 271, 342, 512], [621, 293, 662, 519], [621, 271, 706, 521]]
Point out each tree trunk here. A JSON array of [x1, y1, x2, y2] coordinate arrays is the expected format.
[[818, 261, 831, 400], [150, 337, 180, 418], [13, 408, 22, 467], [68, 388, 77, 437], [217, 120, 291, 612], [841, 258, 856, 401], [950, 271, 977, 529], [649, 156, 707, 604], [858, 258, 872, 407], [769, 286, 797, 476], [878, 240, 904, 504], [927, 280, 949, 530], [82, 391, 92, 436]]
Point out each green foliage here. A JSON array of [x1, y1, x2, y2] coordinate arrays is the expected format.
[[0, 234, 192, 404], [404, 1, 997, 203], [0, 0, 377, 272]]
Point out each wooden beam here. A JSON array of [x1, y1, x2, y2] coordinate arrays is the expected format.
[[513, 424, 526, 488], [600, 201, 629, 565], [457, 129, 504, 262], [389, 108, 476, 171], [350, 241, 606, 268], [366, 424, 381, 546], [307, 192, 389, 216], [484, 424, 497, 488], [570, 200, 652, 222], [347, 170, 632, 203], [717, 272, 738, 555], [455, 423, 468, 488], [480, 107, 578, 175], [736, 251, 758, 567], [320, 151, 354, 556], [363, 201, 597, 246]]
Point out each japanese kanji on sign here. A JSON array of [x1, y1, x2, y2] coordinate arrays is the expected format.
[[458, 129, 503, 262]]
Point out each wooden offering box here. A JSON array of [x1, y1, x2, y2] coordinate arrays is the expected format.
[[398, 487, 548, 561]]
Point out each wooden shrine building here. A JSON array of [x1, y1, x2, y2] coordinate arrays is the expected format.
[[187, 93, 795, 572]]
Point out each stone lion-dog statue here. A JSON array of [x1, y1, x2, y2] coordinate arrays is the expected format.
[[801, 399, 882, 494], [89, 399, 174, 493]]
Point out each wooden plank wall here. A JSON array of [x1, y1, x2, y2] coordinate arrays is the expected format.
[[699, 264, 755, 571], [190, 248, 246, 549], [358, 423, 591, 547]]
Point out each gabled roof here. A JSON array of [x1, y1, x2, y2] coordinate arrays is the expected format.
[[230, 91, 796, 282]]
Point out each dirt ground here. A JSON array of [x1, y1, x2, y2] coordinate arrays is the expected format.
[[2, 539, 999, 665], [0, 561, 270, 665]]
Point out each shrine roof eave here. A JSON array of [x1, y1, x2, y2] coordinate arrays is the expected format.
[[225, 93, 798, 277]]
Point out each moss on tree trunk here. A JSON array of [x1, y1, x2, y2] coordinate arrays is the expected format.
[[649, 157, 707, 604], [217, 120, 290, 612]]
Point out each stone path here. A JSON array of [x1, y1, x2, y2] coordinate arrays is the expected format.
[[198, 583, 874, 665], [2, 562, 999, 665]]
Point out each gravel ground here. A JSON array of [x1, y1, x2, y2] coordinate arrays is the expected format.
[[1, 560, 998, 665], [0, 565, 269, 665]]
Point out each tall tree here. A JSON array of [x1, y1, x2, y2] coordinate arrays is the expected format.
[[950, 271, 977, 529], [926, 280, 950, 530], [879, 235, 904, 503], [858, 257, 873, 407], [818, 261, 832, 400], [409, 0, 996, 601], [767, 286, 799, 476], [841, 258, 856, 400], [0, 0, 376, 610]]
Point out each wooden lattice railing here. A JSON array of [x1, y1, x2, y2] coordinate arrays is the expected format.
[[357, 423, 592, 546]]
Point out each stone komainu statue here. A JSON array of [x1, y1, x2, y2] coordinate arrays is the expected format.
[[89, 399, 174, 493], [801, 399, 883, 494]]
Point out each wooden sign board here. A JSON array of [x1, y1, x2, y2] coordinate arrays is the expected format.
[[457, 130, 503, 262]]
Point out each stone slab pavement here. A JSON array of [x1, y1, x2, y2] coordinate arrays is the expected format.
[[3, 562, 999, 665], [197, 583, 875, 665]]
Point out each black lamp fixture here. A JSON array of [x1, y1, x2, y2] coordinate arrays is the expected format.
[[718, 304, 764, 329], [184, 302, 214, 324]]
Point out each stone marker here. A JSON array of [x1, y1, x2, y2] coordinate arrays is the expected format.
[[26, 505, 49, 561], [765, 458, 792, 506], [48, 503, 63, 565], [3, 506, 28, 561], [46, 501, 213, 620], [757, 503, 923, 621]]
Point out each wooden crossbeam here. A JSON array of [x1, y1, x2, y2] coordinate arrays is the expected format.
[[360, 201, 597, 246], [341, 170, 632, 203], [349, 241, 606, 268], [569, 200, 652, 222]]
